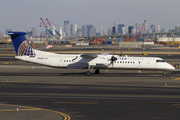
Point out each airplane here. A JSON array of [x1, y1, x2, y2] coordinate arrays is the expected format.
[[8, 31, 175, 75]]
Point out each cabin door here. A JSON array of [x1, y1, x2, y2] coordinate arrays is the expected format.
[[59, 58, 63, 67]]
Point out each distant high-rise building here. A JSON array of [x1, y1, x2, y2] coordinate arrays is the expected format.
[[103, 29, 106, 35], [86, 24, 94, 36], [100, 26, 104, 35], [6, 29, 12, 35], [107, 28, 112, 35], [62, 32, 66, 38], [81, 25, 87, 36], [76, 28, 82, 37], [175, 25, 180, 29], [144, 23, 147, 33], [118, 24, 125, 34], [114, 22, 118, 34], [135, 22, 142, 33], [150, 24, 155, 33], [157, 25, 160, 33], [122, 27, 125, 34], [70, 24, 77, 36], [89, 27, 96, 36], [128, 26, 134, 34], [0, 31, 4, 37], [64, 21, 70, 37], [40, 31, 46, 37], [161, 28, 165, 33], [112, 27, 116, 35], [32, 27, 37, 37]]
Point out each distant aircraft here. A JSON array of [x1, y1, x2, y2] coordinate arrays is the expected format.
[[9, 32, 175, 75]]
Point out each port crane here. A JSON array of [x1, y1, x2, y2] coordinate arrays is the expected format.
[[46, 18, 62, 40], [40, 18, 53, 37]]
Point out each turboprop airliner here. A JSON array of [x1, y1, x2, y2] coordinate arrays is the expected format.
[[8, 31, 175, 75]]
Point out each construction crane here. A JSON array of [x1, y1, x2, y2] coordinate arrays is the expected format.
[[137, 20, 146, 41]]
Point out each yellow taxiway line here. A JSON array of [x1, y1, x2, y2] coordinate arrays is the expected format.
[[0, 103, 71, 120]]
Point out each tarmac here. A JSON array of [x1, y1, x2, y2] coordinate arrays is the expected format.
[[1, 48, 180, 120]]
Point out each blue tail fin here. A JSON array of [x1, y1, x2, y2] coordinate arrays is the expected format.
[[8, 32, 36, 56]]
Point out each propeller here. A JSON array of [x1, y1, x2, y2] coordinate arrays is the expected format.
[[109, 55, 117, 66]]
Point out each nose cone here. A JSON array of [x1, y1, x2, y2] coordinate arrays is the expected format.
[[169, 64, 175, 70]]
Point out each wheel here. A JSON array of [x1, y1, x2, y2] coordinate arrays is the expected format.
[[86, 71, 91, 76], [95, 69, 100, 74], [163, 71, 167, 75]]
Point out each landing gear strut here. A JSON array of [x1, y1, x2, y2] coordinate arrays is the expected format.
[[86, 66, 94, 76]]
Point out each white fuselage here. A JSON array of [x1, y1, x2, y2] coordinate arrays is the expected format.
[[15, 50, 175, 71]]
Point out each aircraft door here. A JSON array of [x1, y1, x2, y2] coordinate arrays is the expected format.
[[59, 58, 63, 67]]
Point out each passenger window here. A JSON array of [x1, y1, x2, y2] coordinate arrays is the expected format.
[[64, 60, 66, 62]]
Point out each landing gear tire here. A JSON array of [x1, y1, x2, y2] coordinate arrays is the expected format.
[[95, 69, 100, 74], [163, 71, 167, 75], [86, 71, 91, 76]]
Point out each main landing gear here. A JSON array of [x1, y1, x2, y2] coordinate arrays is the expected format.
[[86, 66, 100, 75], [163, 71, 167, 75]]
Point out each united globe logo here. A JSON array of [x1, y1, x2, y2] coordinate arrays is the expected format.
[[18, 41, 36, 56]]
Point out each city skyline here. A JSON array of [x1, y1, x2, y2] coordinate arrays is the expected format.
[[0, 0, 180, 35], [0, 21, 178, 37]]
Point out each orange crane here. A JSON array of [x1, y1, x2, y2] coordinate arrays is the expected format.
[[40, 18, 48, 28], [137, 20, 146, 41]]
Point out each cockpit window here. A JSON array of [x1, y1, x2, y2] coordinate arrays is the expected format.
[[156, 60, 165, 62]]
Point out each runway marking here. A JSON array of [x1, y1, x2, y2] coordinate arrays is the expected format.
[[3, 62, 10, 64], [0, 80, 29, 83], [55, 102, 98, 104], [173, 77, 180, 80], [0, 103, 71, 120]]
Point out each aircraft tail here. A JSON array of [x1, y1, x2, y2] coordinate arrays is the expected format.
[[8, 32, 36, 56]]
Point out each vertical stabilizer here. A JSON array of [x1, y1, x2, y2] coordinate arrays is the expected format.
[[8, 32, 36, 56]]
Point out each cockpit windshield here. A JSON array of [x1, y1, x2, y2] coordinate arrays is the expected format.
[[156, 60, 166, 62]]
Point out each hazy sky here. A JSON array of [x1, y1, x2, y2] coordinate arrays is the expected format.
[[1, 0, 180, 34]]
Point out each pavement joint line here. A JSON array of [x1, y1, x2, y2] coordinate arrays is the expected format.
[[0, 108, 42, 111], [0, 103, 71, 120], [54, 102, 98, 104], [0, 80, 29, 83], [162, 86, 180, 87], [1, 93, 180, 99], [15, 68, 37, 70]]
